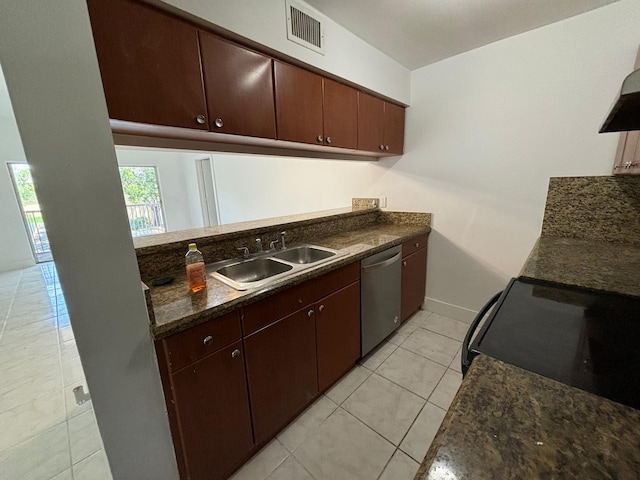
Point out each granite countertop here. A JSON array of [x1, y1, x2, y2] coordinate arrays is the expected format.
[[148, 222, 429, 338], [415, 355, 640, 480], [519, 236, 640, 298]]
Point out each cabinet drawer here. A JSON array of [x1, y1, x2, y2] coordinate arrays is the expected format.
[[241, 262, 360, 335], [402, 233, 429, 258], [163, 310, 241, 372]]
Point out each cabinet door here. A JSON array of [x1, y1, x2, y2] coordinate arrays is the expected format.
[[274, 61, 324, 145], [323, 79, 358, 149], [357, 92, 385, 152], [384, 102, 406, 155], [86, 0, 208, 129], [401, 248, 427, 323], [199, 31, 276, 138], [170, 341, 253, 480], [316, 282, 360, 392], [244, 308, 318, 444]]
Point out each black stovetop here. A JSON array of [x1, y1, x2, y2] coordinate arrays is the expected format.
[[468, 278, 640, 410]]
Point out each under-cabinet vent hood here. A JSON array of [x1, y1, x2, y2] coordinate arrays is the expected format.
[[600, 68, 640, 133]]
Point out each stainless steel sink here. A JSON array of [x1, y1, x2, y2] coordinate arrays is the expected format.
[[209, 243, 346, 291], [271, 246, 336, 264], [216, 258, 293, 284]]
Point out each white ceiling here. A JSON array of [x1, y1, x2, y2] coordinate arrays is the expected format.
[[305, 0, 621, 70]]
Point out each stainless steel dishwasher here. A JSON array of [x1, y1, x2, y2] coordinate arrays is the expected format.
[[361, 245, 402, 356]]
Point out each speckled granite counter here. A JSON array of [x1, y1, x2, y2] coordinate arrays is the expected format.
[[143, 210, 430, 338], [519, 236, 640, 298], [415, 355, 640, 480]]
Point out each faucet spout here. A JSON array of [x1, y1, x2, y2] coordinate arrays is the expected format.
[[280, 231, 287, 250], [256, 238, 263, 252]]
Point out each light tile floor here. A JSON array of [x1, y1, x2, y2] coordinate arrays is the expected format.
[[0, 264, 112, 480], [231, 310, 466, 480], [1, 263, 467, 480]]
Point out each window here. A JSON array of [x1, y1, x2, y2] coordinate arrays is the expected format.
[[118, 166, 166, 237]]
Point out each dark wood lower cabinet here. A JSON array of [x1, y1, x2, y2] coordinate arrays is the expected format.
[[401, 247, 428, 323], [316, 282, 361, 392], [244, 307, 318, 444], [170, 341, 253, 480]]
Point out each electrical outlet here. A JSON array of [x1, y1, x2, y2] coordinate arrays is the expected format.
[[379, 197, 387, 208]]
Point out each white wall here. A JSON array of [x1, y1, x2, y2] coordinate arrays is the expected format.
[[371, 0, 640, 321], [0, 1, 178, 478], [0, 116, 34, 271], [158, 0, 411, 104], [115, 147, 205, 231], [212, 154, 381, 223]]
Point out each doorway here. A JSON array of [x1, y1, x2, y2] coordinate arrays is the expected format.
[[7, 162, 52, 263]]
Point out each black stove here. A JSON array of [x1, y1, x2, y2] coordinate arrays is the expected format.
[[463, 278, 640, 410]]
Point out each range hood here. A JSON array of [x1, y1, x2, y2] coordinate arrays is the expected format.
[[600, 68, 640, 133]]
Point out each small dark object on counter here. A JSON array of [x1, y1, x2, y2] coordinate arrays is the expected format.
[[152, 276, 175, 287]]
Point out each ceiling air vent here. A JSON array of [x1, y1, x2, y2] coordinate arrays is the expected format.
[[286, 0, 325, 55]]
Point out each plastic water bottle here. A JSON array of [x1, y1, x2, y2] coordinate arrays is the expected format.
[[185, 243, 206, 293]]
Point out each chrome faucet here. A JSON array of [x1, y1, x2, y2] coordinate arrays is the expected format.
[[237, 247, 250, 259], [269, 239, 279, 250], [280, 231, 287, 249], [256, 238, 263, 252]]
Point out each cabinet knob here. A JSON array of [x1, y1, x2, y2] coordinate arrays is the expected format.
[[318, 304, 325, 312], [379, 144, 385, 150], [326, 136, 332, 144], [385, 145, 390, 151], [317, 135, 323, 143], [307, 309, 314, 317], [415, 242, 420, 248], [203, 335, 213, 345], [393, 316, 398, 324], [402, 261, 407, 267], [298, 298, 303, 304], [214, 118, 224, 128], [196, 114, 206, 125], [231, 349, 241, 359]]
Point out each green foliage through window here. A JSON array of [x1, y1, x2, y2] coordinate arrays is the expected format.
[[118, 166, 161, 205]]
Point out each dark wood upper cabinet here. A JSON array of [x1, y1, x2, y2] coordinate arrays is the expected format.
[[322, 79, 358, 149], [244, 307, 318, 445], [86, 0, 208, 130], [357, 92, 385, 152], [316, 282, 360, 392], [199, 31, 276, 138], [170, 341, 253, 480], [384, 102, 406, 155], [274, 62, 358, 148], [357, 92, 405, 154], [274, 61, 324, 145]]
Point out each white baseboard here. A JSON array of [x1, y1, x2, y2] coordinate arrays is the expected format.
[[422, 297, 478, 324], [0, 258, 36, 273]]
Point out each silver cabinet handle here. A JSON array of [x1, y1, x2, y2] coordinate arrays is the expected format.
[[326, 136, 332, 144], [402, 261, 407, 267], [203, 335, 213, 345], [196, 114, 206, 125], [231, 349, 241, 358], [308, 309, 314, 317], [415, 242, 420, 248], [214, 118, 224, 128], [379, 144, 384, 150], [318, 305, 325, 312], [393, 316, 398, 324], [385, 145, 390, 151], [317, 135, 323, 142]]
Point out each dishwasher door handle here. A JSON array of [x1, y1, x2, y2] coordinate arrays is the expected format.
[[362, 252, 402, 273]]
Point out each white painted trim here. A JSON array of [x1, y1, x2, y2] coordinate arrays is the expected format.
[[423, 296, 477, 324]]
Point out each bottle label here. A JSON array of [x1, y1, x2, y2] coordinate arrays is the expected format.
[[186, 262, 206, 287]]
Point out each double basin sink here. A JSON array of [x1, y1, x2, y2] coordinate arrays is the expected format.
[[209, 244, 346, 290]]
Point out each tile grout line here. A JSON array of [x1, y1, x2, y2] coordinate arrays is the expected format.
[[0, 270, 23, 345]]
